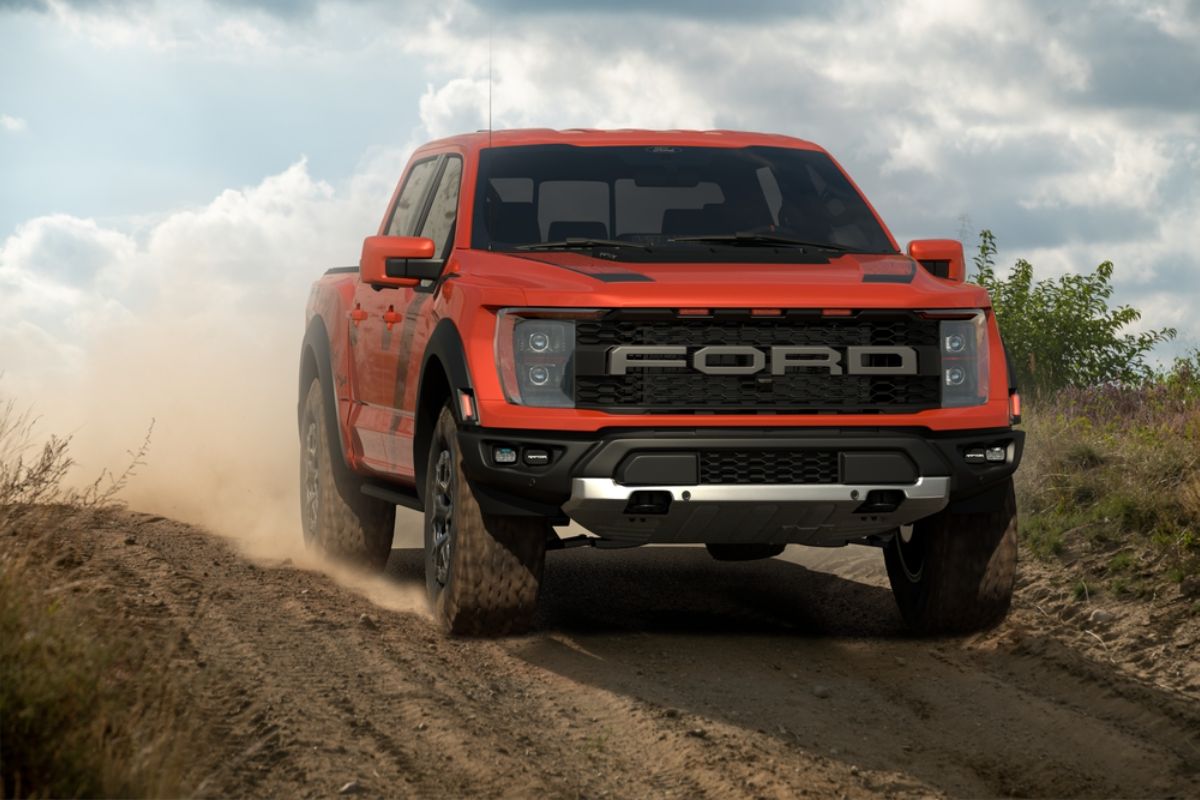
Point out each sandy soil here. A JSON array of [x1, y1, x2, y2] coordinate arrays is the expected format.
[[17, 509, 1200, 799]]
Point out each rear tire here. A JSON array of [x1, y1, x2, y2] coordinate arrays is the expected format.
[[424, 404, 547, 636], [706, 543, 786, 561], [884, 478, 1018, 634], [299, 378, 395, 570]]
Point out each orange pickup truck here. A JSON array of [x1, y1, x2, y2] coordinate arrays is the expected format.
[[298, 129, 1023, 635]]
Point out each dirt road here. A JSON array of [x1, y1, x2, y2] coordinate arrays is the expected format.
[[34, 510, 1200, 798]]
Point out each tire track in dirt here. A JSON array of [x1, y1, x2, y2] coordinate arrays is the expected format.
[[27, 510, 1200, 798]]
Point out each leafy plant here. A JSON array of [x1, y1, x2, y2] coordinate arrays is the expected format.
[[971, 230, 1175, 398]]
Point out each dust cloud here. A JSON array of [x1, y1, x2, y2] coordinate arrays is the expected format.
[[56, 285, 430, 618], [1, 153, 431, 617]]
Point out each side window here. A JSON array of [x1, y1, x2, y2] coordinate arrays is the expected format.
[[419, 156, 463, 258], [386, 158, 439, 236]]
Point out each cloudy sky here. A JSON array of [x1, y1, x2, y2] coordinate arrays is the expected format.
[[0, 0, 1197, 525]]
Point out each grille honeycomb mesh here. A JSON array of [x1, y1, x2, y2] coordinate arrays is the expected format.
[[699, 450, 840, 484], [574, 314, 940, 412]]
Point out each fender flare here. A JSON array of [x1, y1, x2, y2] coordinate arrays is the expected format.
[[419, 318, 475, 405], [413, 318, 476, 502], [299, 316, 352, 470]]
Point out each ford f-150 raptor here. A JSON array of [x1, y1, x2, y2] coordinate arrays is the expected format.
[[298, 129, 1023, 636]]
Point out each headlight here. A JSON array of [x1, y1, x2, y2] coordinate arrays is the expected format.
[[939, 312, 989, 407], [496, 310, 591, 408]]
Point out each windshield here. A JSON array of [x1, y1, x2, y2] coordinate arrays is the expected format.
[[471, 144, 897, 258]]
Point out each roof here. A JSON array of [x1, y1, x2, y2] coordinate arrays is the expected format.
[[413, 128, 825, 155]]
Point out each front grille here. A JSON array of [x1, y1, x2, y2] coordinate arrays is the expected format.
[[700, 450, 839, 484], [574, 311, 940, 413]]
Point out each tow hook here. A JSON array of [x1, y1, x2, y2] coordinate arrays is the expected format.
[[853, 489, 905, 515]]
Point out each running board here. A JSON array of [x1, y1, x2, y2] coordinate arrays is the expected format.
[[361, 483, 423, 512]]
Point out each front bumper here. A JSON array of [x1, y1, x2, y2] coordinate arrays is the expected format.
[[457, 426, 1023, 546], [562, 476, 950, 546]]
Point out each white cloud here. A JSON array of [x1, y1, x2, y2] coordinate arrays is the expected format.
[[25, 0, 454, 61], [1121, 0, 1200, 39], [418, 78, 490, 140], [1025, 128, 1172, 210], [409, 32, 715, 139], [0, 151, 408, 542], [1, 114, 27, 133]]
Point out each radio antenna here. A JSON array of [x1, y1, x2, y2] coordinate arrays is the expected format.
[[487, 23, 493, 148]]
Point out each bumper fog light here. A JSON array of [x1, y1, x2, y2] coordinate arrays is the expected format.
[[985, 446, 1007, 463], [493, 446, 518, 465]]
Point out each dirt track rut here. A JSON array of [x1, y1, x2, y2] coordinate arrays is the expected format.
[[39, 510, 1200, 798]]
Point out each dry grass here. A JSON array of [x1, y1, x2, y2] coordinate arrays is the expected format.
[[0, 397, 187, 799], [1017, 381, 1200, 599]]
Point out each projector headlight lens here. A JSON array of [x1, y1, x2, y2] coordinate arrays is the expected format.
[[939, 312, 989, 408], [495, 310, 593, 408]]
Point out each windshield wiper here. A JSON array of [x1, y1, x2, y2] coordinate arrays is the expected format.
[[667, 233, 852, 252], [517, 238, 649, 251]]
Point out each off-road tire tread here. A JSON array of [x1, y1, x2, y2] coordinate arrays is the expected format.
[[884, 478, 1018, 635], [427, 406, 546, 636], [301, 379, 395, 570]]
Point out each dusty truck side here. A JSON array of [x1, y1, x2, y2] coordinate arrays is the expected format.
[[298, 129, 1023, 636]]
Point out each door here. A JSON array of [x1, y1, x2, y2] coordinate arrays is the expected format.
[[350, 154, 463, 477]]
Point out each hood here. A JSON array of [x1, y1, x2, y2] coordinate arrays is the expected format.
[[457, 250, 992, 310]]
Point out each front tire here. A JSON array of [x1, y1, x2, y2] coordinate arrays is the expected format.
[[299, 378, 395, 570], [424, 405, 547, 636], [884, 478, 1018, 634]]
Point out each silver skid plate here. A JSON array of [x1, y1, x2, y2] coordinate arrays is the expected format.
[[561, 477, 951, 546]]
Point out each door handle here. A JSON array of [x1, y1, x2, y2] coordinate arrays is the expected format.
[[382, 306, 402, 330], [348, 304, 367, 324]]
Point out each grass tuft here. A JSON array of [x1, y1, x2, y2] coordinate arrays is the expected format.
[[1017, 379, 1200, 602], [1072, 579, 1091, 602], [0, 555, 188, 798], [1, 393, 186, 798]]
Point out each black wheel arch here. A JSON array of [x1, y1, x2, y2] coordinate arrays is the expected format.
[[300, 316, 355, 475], [414, 318, 476, 504]]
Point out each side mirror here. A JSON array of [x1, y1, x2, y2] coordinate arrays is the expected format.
[[907, 239, 966, 283], [360, 235, 440, 287]]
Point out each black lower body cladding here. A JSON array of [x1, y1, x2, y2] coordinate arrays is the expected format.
[[456, 425, 1024, 522]]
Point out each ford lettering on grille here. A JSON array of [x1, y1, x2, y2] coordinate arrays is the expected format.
[[607, 345, 918, 376]]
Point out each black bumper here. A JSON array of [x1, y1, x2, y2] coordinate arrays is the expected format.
[[457, 425, 1024, 519]]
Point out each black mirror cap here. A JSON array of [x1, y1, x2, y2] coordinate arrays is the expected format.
[[385, 258, 444, 281]]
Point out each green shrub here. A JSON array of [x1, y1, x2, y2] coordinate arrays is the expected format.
[[971, 230, 1175, 399]]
